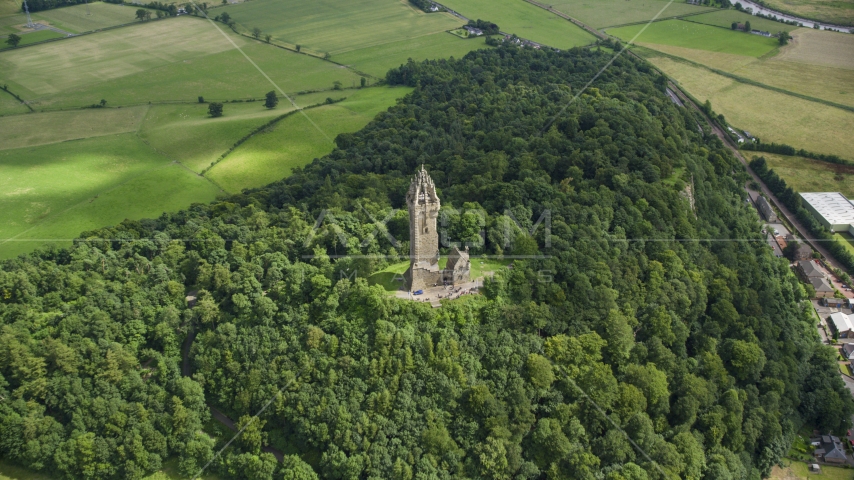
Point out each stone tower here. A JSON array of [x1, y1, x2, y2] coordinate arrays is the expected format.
[[404, 166, 442, 291], [404, 166, 470, 292]]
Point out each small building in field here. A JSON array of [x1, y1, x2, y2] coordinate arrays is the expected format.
[[463, 25, 484, 36], [755, 195, 777, 222], [829, 311, 854, 337]]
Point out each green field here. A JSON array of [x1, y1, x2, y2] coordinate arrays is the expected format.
[[1, 29, 65, 47], [0, 87, 29, 115], [33, 2, 149, 33], [549, 0, 716, 28], [608, 19, 780, 56], [771, 459, 854, 480], [0, 17, 361, 109], [0, 106, 148, 149], [220, 0, 464, 56], [651, 56, 854, 159], [759, 152, 854, 198], [206, 87, 410, 193], [686, 9, 800, 32], [334, 32, 491, 77], [440, 0, 597, 48], [0, 133, 221, 258], [0, 0, 19, 17], [0, 2, 151, 35], [138, 91, 337, 173]]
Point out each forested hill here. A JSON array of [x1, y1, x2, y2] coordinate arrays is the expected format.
[[1, 45, 852, 480]]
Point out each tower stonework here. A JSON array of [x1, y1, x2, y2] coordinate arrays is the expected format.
[[404, 166, 470, 292]]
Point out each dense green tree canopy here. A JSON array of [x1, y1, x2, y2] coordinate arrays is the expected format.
[[1, 45, 851, 479]]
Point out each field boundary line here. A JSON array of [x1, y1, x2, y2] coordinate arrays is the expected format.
[[0, 129, 143, 152], [187, 0, 334, 143], [635, 44, 854, 114], [135, 135, 230, 194], [224, 25, 378, 80], [0, 86, 34, 113], [597, 8, 722, 30], [0, 15, 176, 53], [201, 99, 335, 176]]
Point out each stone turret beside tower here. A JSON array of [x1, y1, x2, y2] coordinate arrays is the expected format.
[[404, 166, 470, 292]]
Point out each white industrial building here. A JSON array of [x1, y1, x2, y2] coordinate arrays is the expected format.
[[799, 192, 854, 233], [830, 311, 854, 338]]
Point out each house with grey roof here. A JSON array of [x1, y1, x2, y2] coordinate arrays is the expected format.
[[756, 195, 777, 222]]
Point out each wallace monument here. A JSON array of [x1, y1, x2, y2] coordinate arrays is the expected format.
[[404, 166, 471, 292]]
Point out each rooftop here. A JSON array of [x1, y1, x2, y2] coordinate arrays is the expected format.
[[800, 192, 854, 226], [830, 312, 854, 332]]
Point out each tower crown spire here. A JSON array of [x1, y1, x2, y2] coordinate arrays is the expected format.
[[407, 165, 438, 205]]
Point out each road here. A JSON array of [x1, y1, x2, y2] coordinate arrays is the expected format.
[[725, 0, 852, 31]]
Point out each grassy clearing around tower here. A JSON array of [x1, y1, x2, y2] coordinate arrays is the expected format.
[[334, 32, 491, 78], [439, 0, 596, 48], [685, 10, 800, 33], [0, 17, 361, 109], [649, 55, 854, 159], [608, 19, 779, 56], [549, 0, 716, 28], [0, 106, 148, 149], [368, 257, 512, 292], [219, 0, 463, 56], [205, 87, 410, 193], [0, 0, 19, 17]]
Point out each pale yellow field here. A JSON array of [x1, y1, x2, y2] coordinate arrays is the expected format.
[[0, 106, 149, 150], [641, 44, 854, 108], [652, 56, 854, 159], [776, 28, 854, 70]]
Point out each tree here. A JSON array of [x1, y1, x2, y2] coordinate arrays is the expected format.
[[745, 20, 751, 31], [208, 102, 223, 117], [145, 10, 152, 20], [5, 33, 21, 47], [219, 12, 230, 24], [296, 44, 301, 52], [252, 27, 262, 39], [135, 8, 147, 20], [198, 96, 204, 103], [360, 77, 366, 87], [99, 99, 107, 107], [731, 21, 738, 30], [264, 34, 271, 43], [778, 30, 791, 45], [156, 10, 164, 18], [333, 80, 342, 90], [264, 90, 278, 109]]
